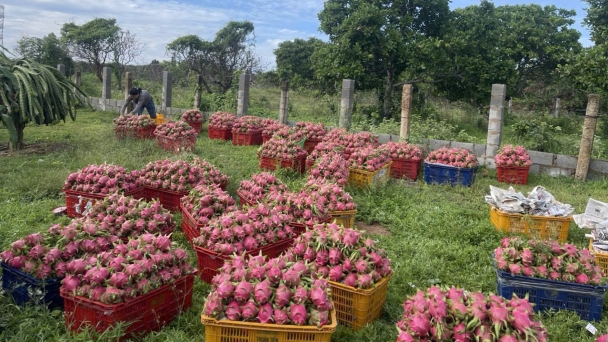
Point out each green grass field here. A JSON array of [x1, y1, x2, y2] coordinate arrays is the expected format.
[[0, 110, 607, 341]]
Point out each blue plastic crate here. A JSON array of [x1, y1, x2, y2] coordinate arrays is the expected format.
[[423, 162, 477, 186], [1, 263, 63, 310], [496, 268, 607, 321]]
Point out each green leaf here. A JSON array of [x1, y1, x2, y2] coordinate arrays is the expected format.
[[1, 113, 18, 146]]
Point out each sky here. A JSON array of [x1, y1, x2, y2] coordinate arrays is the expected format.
[[2, 0, 592, 69]]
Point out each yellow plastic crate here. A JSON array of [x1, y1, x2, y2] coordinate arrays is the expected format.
[[489, 206, 571, 243], [348, 162, 391, 188], [154, 114, 169, 125], [329, 209, 357, 228], [329, 274, 391, 330], [589, 239, 608, 276], [201, 309, 337, 342]]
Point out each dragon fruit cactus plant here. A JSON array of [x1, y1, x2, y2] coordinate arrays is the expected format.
[[286, 223, 391, 289], [232, 115, 266, 133], [396, 286, 548, 342], [85, 193, 174, 238], [180, 183, 237, 226], [263, 190, 330, 226], [294, 122, 327, 140], [257, 138, 307, 161], [209, 111, 237, 130], [307, 151, 349, 187], [381, 142, 423, 161], [495, 237, 605, 285], [140, 158, 228, 193], [301, 179, 356, 212], [181, 109, 204, 123], [192, 203, 295, 255], [64, 163, 142, 195], [61, 234, 196, 304], [204, 253, 333, 327], [237, 172, 288, 204], [425, 147, 478, 168], [154, 121, 197, 140]]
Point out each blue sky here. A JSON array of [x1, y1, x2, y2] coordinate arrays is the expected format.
[[3, 0, 592, 68]]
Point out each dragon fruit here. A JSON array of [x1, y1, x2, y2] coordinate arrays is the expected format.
[[257, 137, 307, 162], [380, 141, 422, 161], [181, 183, 237, 225], [113, 115, 156, 137], [349, 146, 392, 172], [209, 111, 237, 130], [425, 147, 478, 168], [307, 151, 349, 187], [139, 158, 228, 193], [63, 163, 142, 195], [232, 115, 266, 133], [237, 172, 287, 204], [154, 121, 197, 140], [293, 122, 326, 140], [300, 179, 356, 212], [181, 109, 204, 123]]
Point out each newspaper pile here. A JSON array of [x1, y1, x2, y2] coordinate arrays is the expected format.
[[485, 185, 574, 217], [576, 198, 608, 252]]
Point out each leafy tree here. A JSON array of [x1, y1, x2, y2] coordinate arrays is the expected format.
[[274, 38, 324, 87], [583, 0, 608, 45], [0, 50, 85, 149], [315, 0, 451, 118], [166, 21, 262, 94], [112, 30, 144, 89], [15, 33, 74, 73]]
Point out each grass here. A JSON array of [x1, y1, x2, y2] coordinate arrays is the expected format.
[[1, 110, 608, 341]]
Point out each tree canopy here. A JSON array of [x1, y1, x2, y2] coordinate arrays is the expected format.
[[16, 33, 74, 73]]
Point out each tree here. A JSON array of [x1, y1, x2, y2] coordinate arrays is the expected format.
[[112, 30, 144, 89], [166, 21, 263, 94], [15, 33, 74, 73], [315, 0, 451, 118], [274, 38, 324, 87], [0, 50, 85, 149], [583, 0, 608, 45]]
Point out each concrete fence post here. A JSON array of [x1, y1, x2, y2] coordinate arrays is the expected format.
[[57, 64, 66, 76], [237, 73, 251, 117], [101, 67, 112, 111], [278, 81, 290, 124], [193, 74, 203, 109], [485, 84, 507, 168], [124, 72, 133, 114], [162, 71, 172, 113], [575, 94, 600, 180], [400, 84, 413, 140], [339, 79, 355, 130]]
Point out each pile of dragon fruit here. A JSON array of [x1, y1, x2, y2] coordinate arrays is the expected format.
[[85, 194, 174, 238], [61, 234, 196, 304], [64, 163, 142, 195], [237, 172, 288, 204], [140, 158, 228, 193], [495, 237, 604, 285], [264, 190, 330, 225], [154, 121, 197, 140], [209, 111, 237, 130], [180, 184, 237, 226], [287, 223, 391, 289], [307, 142, 346, 162], [294, 122, 327, 140], [323, 129, 380, 156], [381, 142, 423, 161], [262, 121, 288, 137], [308, 151, 349, 187], [425, 147, 479, 169], [204, 253, 333, 327], [395, 287, 548, 342], [258, 138, 307, 161], [232, 115, 266, 133], [192, 204, 295, 254], [181, 109, 204, 123], [113, 115, 156, 130], [302, 179, 356, 212], [349, 146, 392, 172]]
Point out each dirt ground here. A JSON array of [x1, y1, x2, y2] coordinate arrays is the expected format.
[[0, 142, 69, 156], [356, 221, 391, 235]]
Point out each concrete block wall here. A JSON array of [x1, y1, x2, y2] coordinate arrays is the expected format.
[[88, 97, 189, 118]]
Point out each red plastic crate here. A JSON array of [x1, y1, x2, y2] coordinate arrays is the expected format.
[[496, 165, 530, 185], [236, 190, 256, 207], [194, 239, 294, 283], [232, 130, 263, 146], [136, 125, 157, 139], [208, 127, 232, 141], [180, 204, 205, 243], [143, 186, 188, 212], [61, 275, 193, 341], [155, 134, 196, 153], [390, 158, 421, 180], [262, 134, 272, 144], [304, 138, 322, 154], [64, 188, 144, 218], [185, 121, 203, 134], [259, 155, 306, 174]]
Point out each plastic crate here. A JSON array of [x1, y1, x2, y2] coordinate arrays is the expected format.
[[489, 206, 571, 243], [330, 274, 391, 330], [202, 309, 337, 342], [330, 210, 357, 228], [144, 186, 188, 212], [155, 134, 196, 153], [304, 138, 322, 154], [64, 187, 144, 218], [589, 240, 608, 276], [390, 158, 421, 181], [208, 127, 232, 141], [262, 134, 272, 144], [184, 121, 203, 134], [180, 203, 206, 243], [423, 162, 477, 187], [194, 239, 294, 284], [259, 155, 307, 174], [155, 114, 169, 126], [496, 165, 530, 185], [232, 130, 263, 146], [62, 275, 193, 340], [495, 268, 607, 320], [236, 190, 256, 207], [136, 125, 157, 139], [1, 263, 63, 309], [348, 162, 391, 188]]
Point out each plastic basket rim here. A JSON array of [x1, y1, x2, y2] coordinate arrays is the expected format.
[[143, 185, 190, 196], [494, 264, 608, 292], [231, 129, 264, 135], [1, 262, 63, 284], [489, 206, 573, 222], [260, 155, 307, 163], [63, 187, 143, 198], [153, 133, 197, 141], [208, 126, 232, 131], [589, 239, 608, 256], [201, 308, 337, 332], [391, 157, 422, 163], [329, 273, 392, 294], [193, 237, 295, 258], [235, 190, 257, 206], [349, 162, 392, 175], [329, 209, 358, 216], [290, 215, 333, 227], [496, 165, 531, 170], [423, 161, 478, 171]]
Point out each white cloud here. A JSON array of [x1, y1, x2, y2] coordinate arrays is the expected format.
[[1, 0, 326, 68]]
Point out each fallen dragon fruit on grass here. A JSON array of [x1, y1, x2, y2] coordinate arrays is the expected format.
[[349, 146, 392, 172], [495, 237, 605, 285], [203, 253, 333, 327], [301, 179, 356, 212], [154, 121, 197, 140], [209, 111, 237, 130], [61, 234, 196, 304], [181, 109, 204, 123], [192, 204, 295, 255], [64, 163, 142, 195], [237, 172, 287, 204], [286, 223, 391, 289], [307, 151, 349, 187], [181, 183, 237, 226], [140, 158, 228, 193], [395, 286, 548, 342]]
